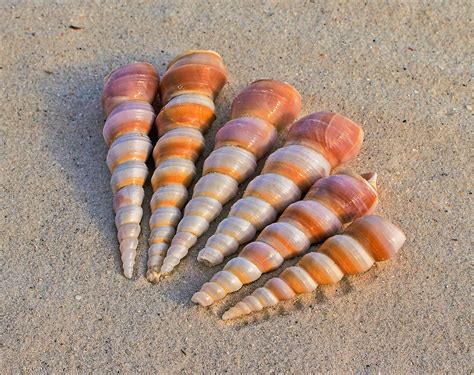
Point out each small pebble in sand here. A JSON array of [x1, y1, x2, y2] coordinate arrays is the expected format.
[[75, 295, 82, 301]]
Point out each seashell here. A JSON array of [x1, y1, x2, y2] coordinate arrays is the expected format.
[[198, 112, 364, 267], [157, 80, 302, 279], [101, 63, 159, 278], [146, 50, 228, 283], [191, 172, 378, 306], [221, 215, 406, 320]]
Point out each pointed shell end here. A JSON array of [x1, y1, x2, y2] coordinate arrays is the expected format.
[[191, 292, 213, 307], [146, 269, 162, 283], [222, 308, 242, 321]]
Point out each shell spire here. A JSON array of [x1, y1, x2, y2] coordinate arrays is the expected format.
[[146, 50, 228, 283], [198, 112, 364, 267], [222, 215, 406, 320], [191, 172, 378, 306], [158, 80, 302, 279], [101, 62, 160, 278]]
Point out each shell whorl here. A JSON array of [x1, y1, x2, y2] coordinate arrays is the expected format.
[[221, 215, 406, 320], [146, 51, 228, 283], [102, 63, 159, 278], [160, 50, 228, 104], [159, 80, 302, 278], [191, 172, 378, 306], [230, 79, 302, 130], [102, 62, 159, 117], [198, 112, 364, 267]]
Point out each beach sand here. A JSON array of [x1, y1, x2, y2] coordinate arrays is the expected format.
[[1, 0, 471, 373]]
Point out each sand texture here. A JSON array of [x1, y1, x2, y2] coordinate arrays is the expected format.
[[1, 0, 472, 373]]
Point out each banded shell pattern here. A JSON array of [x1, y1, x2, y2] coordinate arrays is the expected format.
[[101, 62, 159, 278], [198, 112, 364, 266], [159, 80, 302, 278], [222, 215, 406, 320], [146, 50, 228, 282], [191, 172, 379, 306]]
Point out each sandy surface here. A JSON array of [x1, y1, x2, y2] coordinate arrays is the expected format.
[[1, 0, 472, 373]]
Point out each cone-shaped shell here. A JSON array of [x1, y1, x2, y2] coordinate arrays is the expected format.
[[222, 215, 406, 320], [230, 79, 302, 130], [197, 112, 364, 267], [191, 172, 378, 306], [157, 81, 302, 278], [101, 62, 159, 117], [160, 50, 228, 104], [146, 51, 228, 283], [101, 62, 159, 278]]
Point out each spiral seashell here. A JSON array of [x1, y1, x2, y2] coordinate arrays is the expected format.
[[146, 50, 228, 283], [191, 172, 378, 306], [221, 215, 406, 320], [101, 63, 159, 278], [197, 112, 364, 267], [157, 80, 302, 279]]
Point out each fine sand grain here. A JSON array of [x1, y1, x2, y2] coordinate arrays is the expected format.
[[1, 1, 472, 373]]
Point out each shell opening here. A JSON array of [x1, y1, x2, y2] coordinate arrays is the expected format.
[[361, 172, 377, 191]]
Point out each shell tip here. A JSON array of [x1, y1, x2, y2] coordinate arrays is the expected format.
[[222, 308, 242, 321], [160, 255, 180, 276], [146, 269, 161, 283], [123, 268, 133, 279], [191, 291, 213, 307], [160, 265, 172, 276]]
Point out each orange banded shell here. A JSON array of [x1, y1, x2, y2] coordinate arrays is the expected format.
[[221, 215, 406, 320], [146, 51, 228, 283], [101, 62, 159, 279], [197, 112, 364, 267], [191, 172, 378, 306], [158, 80, 302, 278]]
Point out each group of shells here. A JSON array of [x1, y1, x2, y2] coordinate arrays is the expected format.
[[101, 49, 406, 320]]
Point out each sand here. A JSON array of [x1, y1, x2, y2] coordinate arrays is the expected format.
[[1, 0, 472, 373]]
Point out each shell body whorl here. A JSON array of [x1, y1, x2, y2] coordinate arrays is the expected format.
[[146, 51, 228, 283], [285, 112, 364, 167], [101, 62, 159, 117], [230, 79, 302, 130], [221, 215, 406, 320], [191, 172, 378, 306], [102, 62, 159, 278], [158, 80, 302, 278], [197, 112, 364, 267], [160, 50, 228, 104]]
